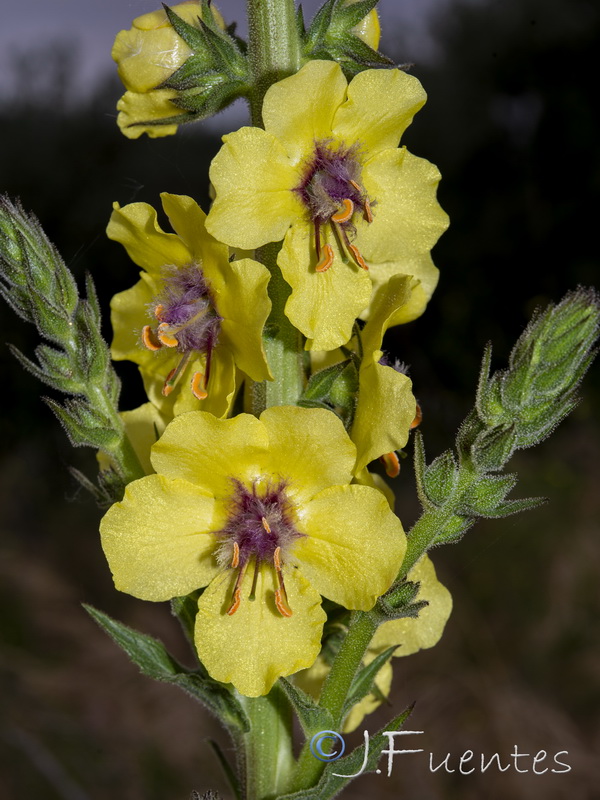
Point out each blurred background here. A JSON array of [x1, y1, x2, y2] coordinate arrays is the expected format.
[[1, 0, 599, 798]]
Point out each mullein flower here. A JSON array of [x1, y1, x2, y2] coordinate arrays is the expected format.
[[108, 193, 272, 418], [112, 1, 224, 138], [294, 555, 452, 731], [206, 60, 448, 350], [100, 406, 407, 696]]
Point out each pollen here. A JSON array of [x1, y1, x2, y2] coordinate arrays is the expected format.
[[331, 198, 354, 224], [380, 451, 400, 478], [141, 325, 162, 351], [191, 371, 208, 400], [347, 243, 369, 271], [157, 322, 179, 348], [316, 243, 334, 273]]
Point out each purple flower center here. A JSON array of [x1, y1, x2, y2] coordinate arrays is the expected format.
[[215, 478, 303, 568], [295, 139, 367, 225], [293, 139, 373, 273], [152, 262, 221, 354]]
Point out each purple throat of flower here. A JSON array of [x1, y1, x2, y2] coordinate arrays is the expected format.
[[141, 262, 221, 401], [294, 139, 374, 274], [215, 478, 305, 618]]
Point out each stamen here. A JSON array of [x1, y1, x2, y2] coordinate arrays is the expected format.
[[191, 371, 208, 400], [410, 401, 423, 430], [154, 304, 166, 321], [349, 179, 362, 193], [231, 541, 240, 569], [347, 243, 369, 271], [331, 198, 354, 224], [141, 325, 162, 351], [261, 517, 271, 534], [157, 322, 179, 348], [226, 559, 248, 616], [314, 220, 322, 259], [248, 560, 260, 602], [316, 243, 334, 273], [380, 451, 400, 478], [364, 198, 373, 223], [273, 546, 292, 617], [162, 351, 192, 396]]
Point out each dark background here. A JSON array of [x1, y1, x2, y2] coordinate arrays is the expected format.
[[1, 0, 599, 798]]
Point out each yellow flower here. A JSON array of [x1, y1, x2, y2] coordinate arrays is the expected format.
[[100, 406, 407, 696], [206, 60, 448, 351], [112, 1, 224, 138], [294, 555, 452, 731], [108, 193, 272, 418]]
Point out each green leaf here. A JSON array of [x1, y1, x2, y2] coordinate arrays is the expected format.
[[343, 645, 396, 715], [279, 705, 414, 800], [171, 590, 203, 653], [457, 473, 518, 517], [84, 605, 249, 733], [278, 679, 335, 737], [422, 450, 458, 505]]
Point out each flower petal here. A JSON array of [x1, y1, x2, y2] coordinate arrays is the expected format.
[[195, 564, 325, 696], [206, 127, 301, 249], [278, 222, 371, 351], [151, 411, 269, 499], [120, 402, 169, 475], [107, 200, 191, 275], [370, 555, 453, 657], [352, 361, 415, 473], [110, 274, 157, 362], [116, 89, 186, 139], [100, 474, 218, 601], [209, 257, 273, 382], [159, 192, 229, 267], [259, 406, 356, 502], [364, 254, 439, 324], [112, 23, 192, 92], [360, 148, 449, 264], [294, 484, 406, 610], [262, 60, 348, 165], [333, 68, 426, 157]]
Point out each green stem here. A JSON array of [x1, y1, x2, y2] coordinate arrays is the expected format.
[[289, 611, 377, 793], [247, 0, 301, 126], [238, 685, 295, 800], [250, 243, 304, 414]]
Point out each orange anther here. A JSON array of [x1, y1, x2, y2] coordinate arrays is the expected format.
[[332, 198, 354, 224], [316, 243, 334, 273], [275, 588, 293, 617], [154, 304, 166, 321], [157, 322, 178, 348], [364, 198, 373, 223], [348, 243, 369, 271], [380, 451, 400, 479], [162, 368, 176, 396], [349, 179, 362, 193], [141, 325, 161, 351], [227, 587, 242, 616], [262, 517, 272, 534], [410, 401, 423, 430], [231, 541, 240, 569], [191, 371, 208, 400]]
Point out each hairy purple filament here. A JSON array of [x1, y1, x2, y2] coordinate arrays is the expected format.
[[294, 139, 373, 270], [216, 478, 303, 569], [154, 263, 221, 354]]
